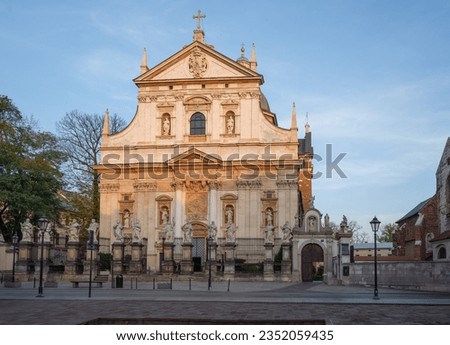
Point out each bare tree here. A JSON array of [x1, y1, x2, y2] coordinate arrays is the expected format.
[[57, 110, 126, 221]]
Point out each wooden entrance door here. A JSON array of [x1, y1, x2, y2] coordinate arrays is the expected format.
[[301, 244, 324, 282]]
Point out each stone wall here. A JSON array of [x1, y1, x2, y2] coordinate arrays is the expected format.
[[348, 261, 450, 292]]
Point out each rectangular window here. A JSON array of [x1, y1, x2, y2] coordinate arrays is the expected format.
[[341, 244, 349, 255]]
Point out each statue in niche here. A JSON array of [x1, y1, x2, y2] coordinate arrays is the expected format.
[[21, 218, 33, 242], [182, 219, 193, 243], [161, 207, 169, 225], [265, 208, 273, 226], [87, 218, 100, 244], [162, 116, 170, 136], [281, 221, 292, 243], [208, 221, 218, 241], [123, 210, 131, 228], [308, 216, 316, 232], [226, 115, 234, 134], [225, 206, 234, 224], [113, 220, 124, 243], [133, 219, 141, 243]]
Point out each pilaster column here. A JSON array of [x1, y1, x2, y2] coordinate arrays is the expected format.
[[172, 180, 185, 239]]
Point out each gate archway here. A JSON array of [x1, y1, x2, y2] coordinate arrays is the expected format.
[[301, 243, 324, 282]]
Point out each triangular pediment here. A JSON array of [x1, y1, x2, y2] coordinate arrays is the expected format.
[[134, 41, 263, 84], [166, 147, 222, 166]]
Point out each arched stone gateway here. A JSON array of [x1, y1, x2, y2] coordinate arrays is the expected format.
[[301, 243, 324, 282]]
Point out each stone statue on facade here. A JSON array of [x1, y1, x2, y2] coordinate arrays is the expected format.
[[161, 207, 169, 225], [113, 220, 124, 243], [340, 215, 348, 232], [264, 223, 275, 244], [225, 222, 236, 243], [226, 115, 234, 134], [324, 213, 330, 228], [21, 218, 33, 242], [87, 218, 99, 244], [208, 221, 217, 241], [265, 209, 273, 226], [123, 210, 131, 228], [164, 218, 175, 243], [281, 221, 292, 243], [308, 216, 316, 232], [132, 219, 141, 243], [44, 223, 52, 243], [182, 219, 193, 243], [68, 219, 81, 242], [162, 116, 170, 136], [225, 207, 233, 224]]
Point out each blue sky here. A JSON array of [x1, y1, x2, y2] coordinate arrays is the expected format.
[[1, 0, 449, 235]]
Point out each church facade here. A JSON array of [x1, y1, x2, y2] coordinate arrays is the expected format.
[[94, 13, 348, 282]]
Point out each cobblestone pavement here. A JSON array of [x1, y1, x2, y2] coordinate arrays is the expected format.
[[1, 280, 449, 325]]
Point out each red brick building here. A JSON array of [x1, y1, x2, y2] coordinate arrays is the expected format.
[[393, 195, 439, 260]]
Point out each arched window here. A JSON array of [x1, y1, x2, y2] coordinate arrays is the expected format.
[[190, 112, 205, 135], [438, 247, 447, 259]]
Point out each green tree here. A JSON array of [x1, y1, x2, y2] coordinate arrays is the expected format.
[[56, 110, 126, 223], [378, 223, 397, 242], [0, 95, 65, 241]]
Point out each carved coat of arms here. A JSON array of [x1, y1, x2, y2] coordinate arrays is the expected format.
[[188, 48, 207, 78]]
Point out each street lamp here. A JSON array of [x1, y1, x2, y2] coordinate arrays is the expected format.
[[11, 232, 18, 283], [370, 216, 381, 300], [36, 217, 49, 297], [207, 236, 212, 290], [161, 237, 165, 273], [87, 229, 95, 298]]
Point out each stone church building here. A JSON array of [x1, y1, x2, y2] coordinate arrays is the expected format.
[[94, 12, 350, 282]]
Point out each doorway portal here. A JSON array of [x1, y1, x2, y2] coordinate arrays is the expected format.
[[301, 243, 324, 282]]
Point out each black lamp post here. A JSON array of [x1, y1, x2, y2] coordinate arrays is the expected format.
[[36, 217, 49, 297], [370, 216, 381, 300], [207, 235, 212, 290], [11, 232, 18, 283], [161, 237, 165, 273], [87, 229, 95, 298]]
